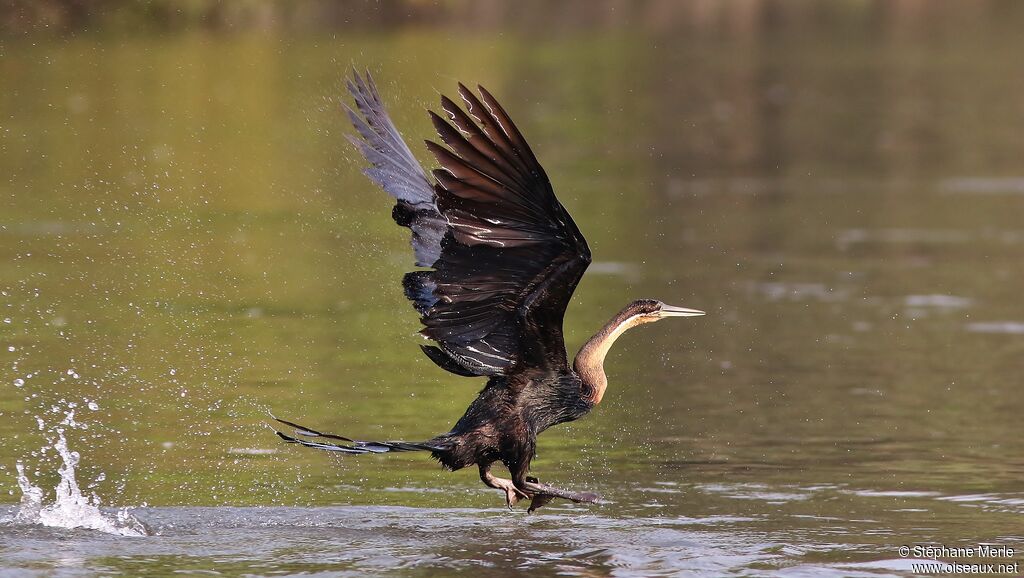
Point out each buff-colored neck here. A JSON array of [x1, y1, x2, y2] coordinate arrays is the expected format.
[[573, 307, 652, 404]]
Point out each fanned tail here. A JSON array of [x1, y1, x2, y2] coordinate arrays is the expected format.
[[272, 417, 448, 455]]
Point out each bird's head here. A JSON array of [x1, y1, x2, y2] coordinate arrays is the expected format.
[[627, 298, 706, 326], [575, 298, 706, 404]]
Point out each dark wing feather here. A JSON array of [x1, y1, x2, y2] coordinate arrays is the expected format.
[[345, 70, 445, 267], [420, 84, 591, 376], [346, 72, 590, 378]]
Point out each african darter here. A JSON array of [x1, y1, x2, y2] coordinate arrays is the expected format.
[[275, 71, 705, 511]]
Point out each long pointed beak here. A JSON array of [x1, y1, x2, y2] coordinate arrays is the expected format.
[[658, 304, 706, 318]]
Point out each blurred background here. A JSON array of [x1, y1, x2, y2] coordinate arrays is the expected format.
[[1, 0, 1023, 572]]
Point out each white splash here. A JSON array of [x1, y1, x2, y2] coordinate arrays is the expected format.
[[6, 416, 148, 537]]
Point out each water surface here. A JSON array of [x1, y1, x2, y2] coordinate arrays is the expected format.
[[2, 3, 1023, 576]]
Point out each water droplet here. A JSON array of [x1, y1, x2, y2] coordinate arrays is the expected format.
[[13, 378, 24, 387], [7, 346, 14, 352], [87, 401, 99, 411]]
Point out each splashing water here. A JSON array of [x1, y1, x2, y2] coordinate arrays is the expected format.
[[4, 413, 149, 537]]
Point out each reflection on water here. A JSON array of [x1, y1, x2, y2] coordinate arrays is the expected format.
[[0, 505, 801, 576], [965, 322, 1024, 335], [939, 177, 1024, 195], [1, 485, 1022, 576], [2, 1, 1024, 575]]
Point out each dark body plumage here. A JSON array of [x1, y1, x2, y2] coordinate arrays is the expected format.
[[430, 370, 594, 473], [275, 70, 704, 509]]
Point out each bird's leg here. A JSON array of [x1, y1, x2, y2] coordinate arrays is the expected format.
[[479, 464, 529, 509]]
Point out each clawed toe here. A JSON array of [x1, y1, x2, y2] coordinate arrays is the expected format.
[[504, 485, 529, 509], [494, 477, 529, 509]]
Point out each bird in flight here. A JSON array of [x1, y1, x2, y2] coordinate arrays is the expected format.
[[275, 70, 705, 511]]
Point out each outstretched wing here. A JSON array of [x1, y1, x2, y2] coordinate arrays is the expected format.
[[347, 72, 591, 378], [416, 84, 592, 377], [345, 70, 445, 268]]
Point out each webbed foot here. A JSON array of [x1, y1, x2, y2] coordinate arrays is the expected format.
[[520, 476, 601, 513]]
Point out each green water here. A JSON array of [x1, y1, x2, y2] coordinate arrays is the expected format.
[[2, 5, 1023, 575]]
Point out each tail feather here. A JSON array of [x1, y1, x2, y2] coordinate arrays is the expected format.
[[273, 417, 447, 455]]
